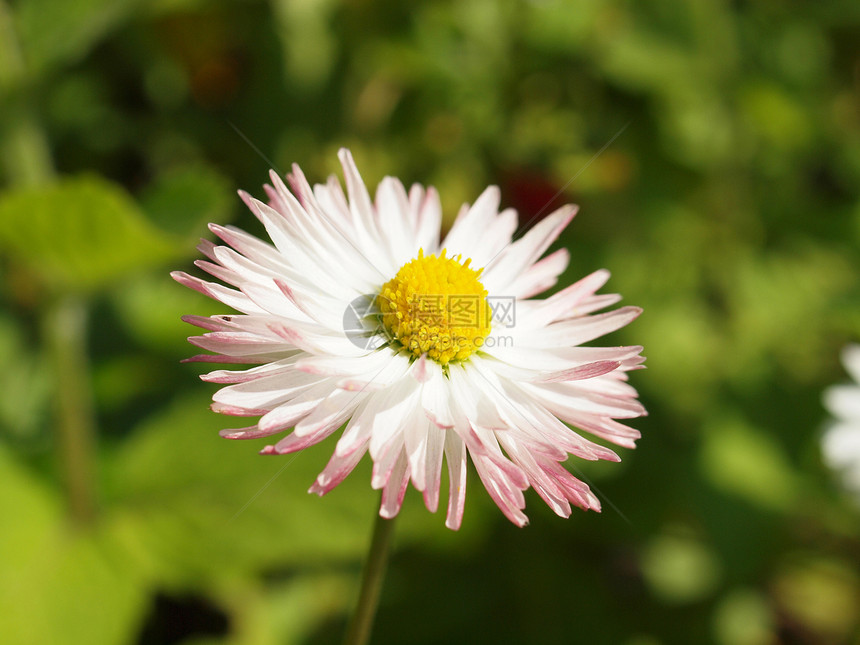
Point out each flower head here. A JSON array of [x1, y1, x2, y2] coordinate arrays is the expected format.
[[172, 149, 646, 529], [822, 344, 860, 500]]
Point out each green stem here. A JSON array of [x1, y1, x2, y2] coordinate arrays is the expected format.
[[343, 507, 397, 645], [45, 296, 97, 526]]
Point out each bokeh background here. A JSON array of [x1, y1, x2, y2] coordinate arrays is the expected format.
[[2, 0, 860, 643]]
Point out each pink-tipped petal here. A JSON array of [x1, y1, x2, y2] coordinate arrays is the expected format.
[[444, 432, 468, 530], [380, 451, 411, 519], [309, 439, 370, 496]]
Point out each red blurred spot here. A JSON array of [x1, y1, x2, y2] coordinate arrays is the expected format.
[[499, 167, 570, 225]]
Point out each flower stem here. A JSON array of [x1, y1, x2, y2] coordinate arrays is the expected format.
[[45, 296, 97, 525], [343, 507, 397, 645]]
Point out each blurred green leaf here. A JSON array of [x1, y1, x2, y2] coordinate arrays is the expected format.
[[0, 174, 178, 293], [0, 447, 146, 645], [641, 530, 721, 604], [723, 246, 855, 386], [104, 394, 375, 586], [0, 448, 58, 578], [629, 300, 721, 417], [13, 0, 137, 76], [92, 354, 168, 412], [213, 574, 352, 645], [700, 415, 800, 510], [741, 81, 813, 155], [271, 0, 338, 89], [139, 164, 233, 239], [712, 589, 774, 645], [0, 314, 50, 439], [773, 556, 860, 642]]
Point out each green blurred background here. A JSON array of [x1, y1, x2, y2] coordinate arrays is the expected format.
[[2, 0, 860, 643]]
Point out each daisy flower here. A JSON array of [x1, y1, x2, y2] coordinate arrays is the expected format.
[[822, 344, 860, 500], [172, 149, 646, 529]]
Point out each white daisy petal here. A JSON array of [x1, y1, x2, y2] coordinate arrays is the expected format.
[[219, 424, 283, 440], [518, 269, 611, 328], [376, 176, 416, 266], [442, 186, 508, 264], [266, 173, 383, 290], [823, 422, 860, 467], [335, 398, 379, 458], [266, 320, 366, 357], [496, 433, 572, 518], [466, 426, 529, 490], [421, 360, 456, 428], [261, 388, 363, 453], [404, 417, 431, 492], [188, 332, 296, 361], [238, 281, 310, 322], [511, 306, 643, 349], [212, 370, 325, 412], [479, 346, 643, 383], [411, 185, 442, 254], [841, 345, 860, 384], [530, 360, 622, 384], [309, 438, 370, 496], [335, 352, 412, 392], [444, 431, 468, 530], [481, 204, 577, 293], [380, 451, 411, 519], [506, 248, 570, 299], [422, 425, 446, 513], [472, 452, 529, 527], [172, 271, 265, 315], [296, 351, 395, 377], [208, 223, 291, 276], [825, 384, 860, 421], [256, 380, 335, 434], [201, 355, 302, 384], [337, 149, 395, 273], [542, 458, 602, 511], [371, 432, 406, 491], [271, 279, 351, 331], [527, 380, 647, 419], [447, 363, 507, 430], [293, 388, 366, 438], [176, 150, 645, 529], [368, 377, 422, 462], [292, 166, 387, 283], [822, 345, 860, 503], [262, 423, 337, 455]]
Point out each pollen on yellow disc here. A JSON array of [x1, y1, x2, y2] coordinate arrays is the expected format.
[[377, 249, 492, 365]]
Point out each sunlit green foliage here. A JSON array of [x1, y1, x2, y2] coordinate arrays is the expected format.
[[1, 0, 859, 643]]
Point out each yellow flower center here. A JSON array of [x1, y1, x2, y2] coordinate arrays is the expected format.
[[377, 249, 492, 365]]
